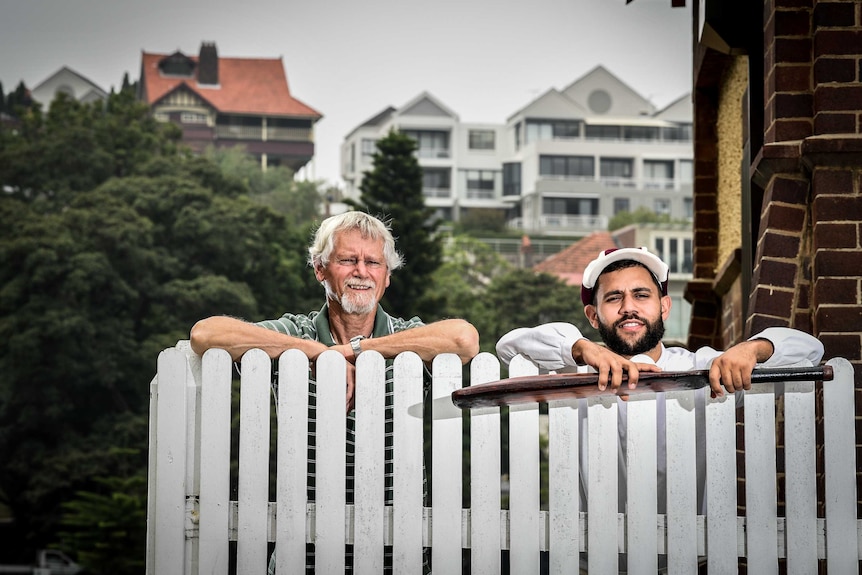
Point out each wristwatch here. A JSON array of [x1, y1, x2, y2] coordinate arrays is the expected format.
[[350, 335, 366, 357]]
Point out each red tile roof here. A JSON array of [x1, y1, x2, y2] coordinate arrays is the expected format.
[[140, 51, 322, 119], [533, 231, 619, 286]]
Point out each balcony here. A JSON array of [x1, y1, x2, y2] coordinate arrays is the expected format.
[[215, 125, 312, 142], [507, 213, 609, 234]]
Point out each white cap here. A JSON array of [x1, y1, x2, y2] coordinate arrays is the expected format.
[[580, 247, 669, 305]]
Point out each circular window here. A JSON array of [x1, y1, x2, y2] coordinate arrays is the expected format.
[[588, 89, 612, 114]]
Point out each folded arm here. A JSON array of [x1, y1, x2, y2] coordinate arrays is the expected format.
[[190, 315, 328, 361], [349, 318, 479, 364]]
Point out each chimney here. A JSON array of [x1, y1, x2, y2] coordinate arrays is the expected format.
[[198, 42, 219, 85]]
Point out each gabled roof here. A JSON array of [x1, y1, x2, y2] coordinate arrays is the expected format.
[[31, 66, 108, 101], [533, 231, 619, 286], [507, 88, 587, 123], [139, 50, 322, 119], [396, 91, 459, 120]]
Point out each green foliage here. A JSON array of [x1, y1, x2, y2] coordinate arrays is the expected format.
[[608, 206, 685, 231], [204, 145, 323, 227], [0, 91, 317, 564], [455, 207, 511, 236], [348, 130, 443, 319]]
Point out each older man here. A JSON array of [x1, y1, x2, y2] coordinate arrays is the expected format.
[[191, 211, 479, 574]]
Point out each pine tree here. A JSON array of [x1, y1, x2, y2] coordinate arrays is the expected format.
[[349, 129, 443, 319]]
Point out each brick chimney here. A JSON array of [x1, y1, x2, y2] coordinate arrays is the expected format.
[[198, 42, 219, 86]]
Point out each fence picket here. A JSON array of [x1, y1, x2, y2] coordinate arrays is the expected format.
[[354, 351, 386, 575], [468, 353, 502, 575], [744, 383, 779, 575], [314, 350, 347, 574], [587, 395, 619, 574], [198, 349, 233, 575], [705, 394, 737, 572], [392, 352, 425, 573], [275, 350, 310, 573], [431, 353, 464, 573], [236, 349, 272, 573], [665, 390, 699, 573], [823, 358, 859, 572], [626, 394, 658, 575], [783, 380, 817, 573]]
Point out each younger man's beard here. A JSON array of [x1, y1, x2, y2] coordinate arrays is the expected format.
[[597, 313, 666, 357]]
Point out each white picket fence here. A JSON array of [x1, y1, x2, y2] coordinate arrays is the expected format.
[[146, 343, 859, 574]]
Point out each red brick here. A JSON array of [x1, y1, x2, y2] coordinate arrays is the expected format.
[[695, 229, 718, 245], [694, 193, 717, 211], [815, 305, 862, 331], [774, 118, 814, 140], [820, 334, 862, 360], [774, 0, 814, 9], [694, 211, 719, 229], [813, 195, 862, 221], [776, 92, 814, 117], [757, 258, 802, 288], [752, 286, 796, 316], [768, 176, 810, 203], [814, 111, 858, 134], [776, 63, 813, 91], [814, 30, 862, 57], [815, 85, 862, 112], [813, 222, 859, 249], [792, 311, 813, 333], [814, 249, 862, 276], [812, 168, 855, 192], [776, 37, 814, 63], [816, 276, 859, 305], [813, 2, 858, 28], [776, 9, 813, 35], [761, 231, 803, 257], [749, 314, 792, 334], [814, 57, 857, 84], [763, 202, 808, 231]]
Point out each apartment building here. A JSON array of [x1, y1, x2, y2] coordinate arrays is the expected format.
[[341, 66, 693, 236], [138, 42, 322, 172]]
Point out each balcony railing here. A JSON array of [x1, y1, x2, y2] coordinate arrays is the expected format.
[[507, 214, 609, 233], [215, 125, 312, 142], [423, 187, 451, 198]]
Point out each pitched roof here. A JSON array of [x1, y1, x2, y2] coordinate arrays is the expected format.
[[533, 231, 619, 286], [139, 51, 322, 119]]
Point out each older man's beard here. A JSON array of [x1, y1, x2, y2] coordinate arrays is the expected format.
[[323, 279, 378, 315], [597, 313, 665, 357]]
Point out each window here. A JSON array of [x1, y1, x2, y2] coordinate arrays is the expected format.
[[468, 130, 495, 150], [623, 126, 659, 141], [662, 124, 693, 142], [644, 160, 675, 189], [503, 162, 521, 196], [683, 197, 693, 220], [181, 112, 207, 124], [465, 170, 496, 199], [585, 125, 621, 140], [600, 157, 633, 178], [525, 119, 580, 144], [403, 129, 449, 158], [423, 168, 451, 197], [542, 197, 598, 216], [539, 155, 594, 178], [679, 160, 693, 183], [614, 198, 630, 214], [361, 138, 377, 159], [654, 236, 693, 274], [654, 198, 671, 215]]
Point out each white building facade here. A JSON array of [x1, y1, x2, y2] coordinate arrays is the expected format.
[[340, 66, 693, 236]]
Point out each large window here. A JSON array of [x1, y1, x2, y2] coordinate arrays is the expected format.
[[600, 157, 633, 178], [468, 130, 495, 150], [661, 124, 693, 142], [623, 126, 660, 141], [503, 162, 521, 196], [465, 170, 496, 199], [654, 198, 671, 215], [403, 129, 450, 158], [644, 160, 675, 189], [361, 138, 377, 159], [542, 197, 598, 216], [422, 168, 451, 198], [525, 119, 580, 144], [539, 155, 594, 178], [585, 124, 621, 140], [614, 198, 630, 214], [654, 236, 693, 274]]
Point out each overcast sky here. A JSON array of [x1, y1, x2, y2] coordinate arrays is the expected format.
[[0, 0, 692, 186]]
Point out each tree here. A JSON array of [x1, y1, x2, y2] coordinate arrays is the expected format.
[[348, 130, 443, 319], [0, 93, 317, 570], [608, 206, 683, 231]]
